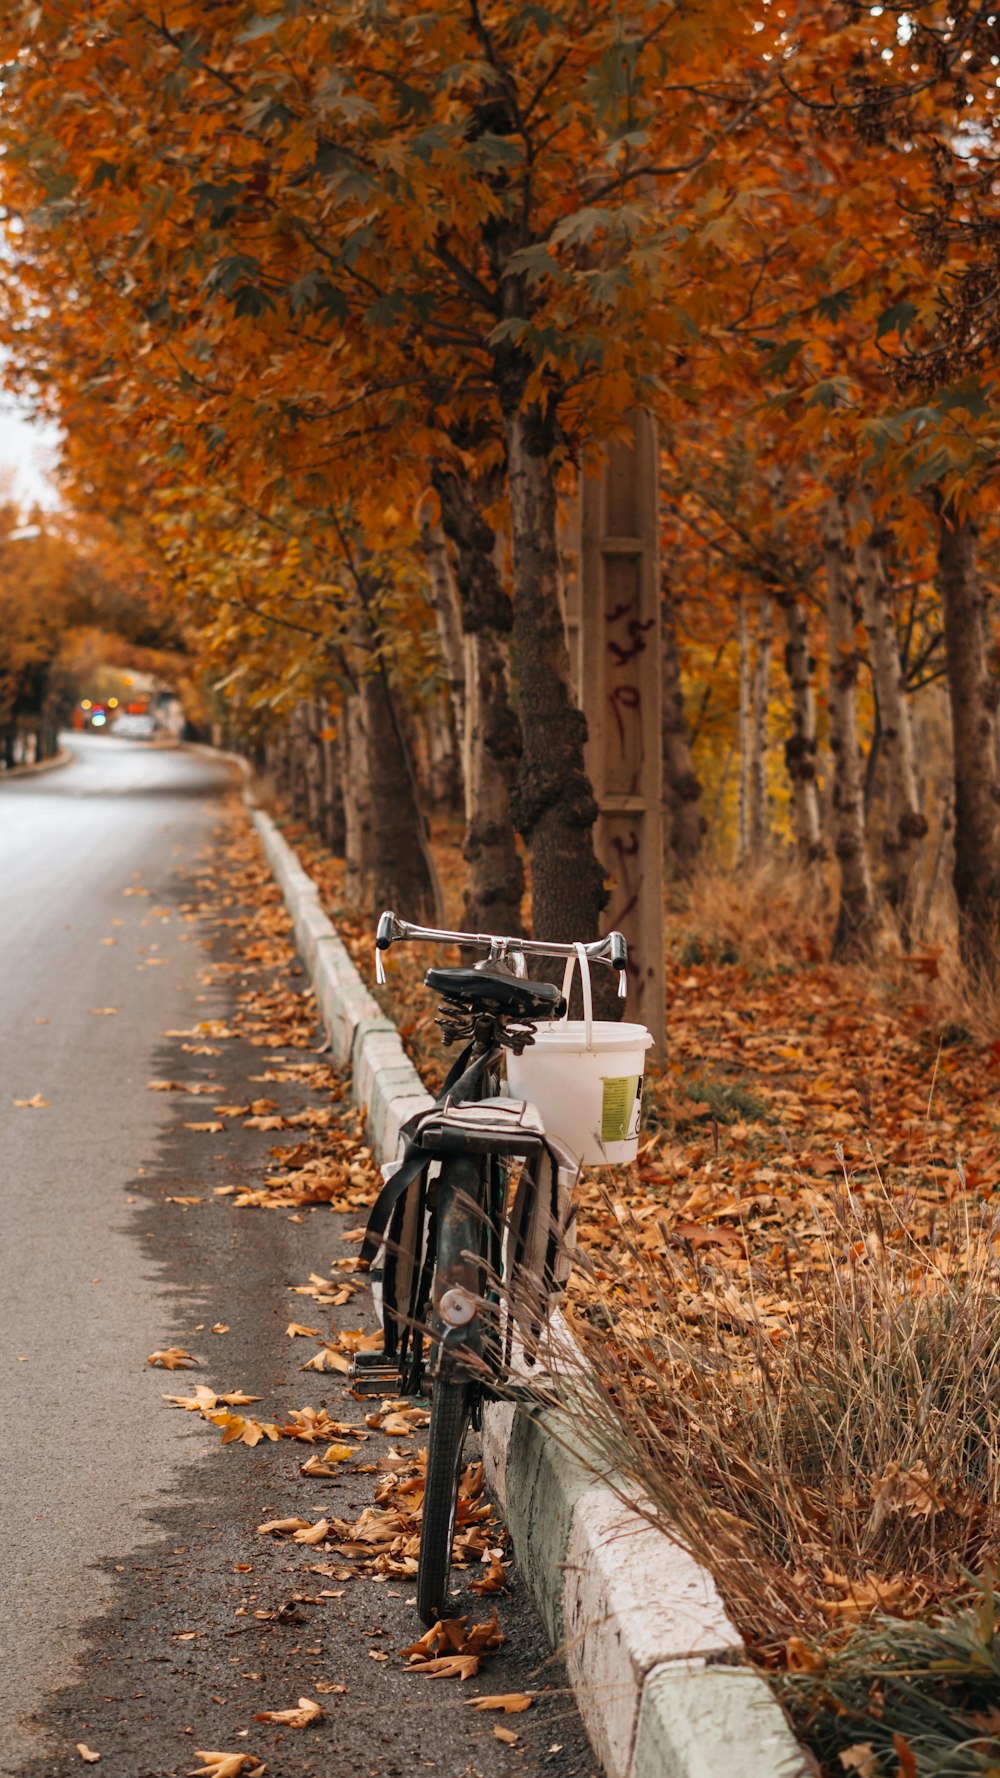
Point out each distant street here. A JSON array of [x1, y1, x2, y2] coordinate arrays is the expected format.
[[0, 736, 236, 1767]]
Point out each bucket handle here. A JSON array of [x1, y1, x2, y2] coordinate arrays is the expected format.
[[560, 942, 594, 1049]]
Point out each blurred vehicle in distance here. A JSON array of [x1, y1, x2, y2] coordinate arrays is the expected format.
[[114, 711, 156, 740]]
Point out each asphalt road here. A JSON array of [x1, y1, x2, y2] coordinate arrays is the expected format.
[[0, 736, 598, 1778]]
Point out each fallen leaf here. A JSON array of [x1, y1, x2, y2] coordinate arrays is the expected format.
[[147, 1348, 198, 1370], [13, 1092, 50, 1109], [183, 1121, 225, 1134], [468, 1695, 534, 1713], [286, 1323, 322, 1339], [407, 1654, 480, 1681], [314, 1682, 348, 1695], [164, 1385, 221, 1412], [166, 1196, 204, 1206], [257, 1517, 312, 1535], [494, 1727, 519, 1746], [76, 1747, 101, 1764], [189, 1755, 264, 1778], [252, 1698, 322, 1728], [292, 1518, 331, 1546], [839, 1749, 880, 1777], [88, 1008, 118, 1017], [470, 1552, 508, 1595], [300, 1347, 352, 1374], [211, 1323, 230, 1334]]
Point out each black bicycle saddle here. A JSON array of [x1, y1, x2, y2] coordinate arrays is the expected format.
[[425, 966, 565, 1020]]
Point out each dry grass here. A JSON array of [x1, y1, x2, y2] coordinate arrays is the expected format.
[[535, 1184, 1000, 1656]]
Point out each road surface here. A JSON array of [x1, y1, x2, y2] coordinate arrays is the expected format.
[[0, 735, 597, 1778]]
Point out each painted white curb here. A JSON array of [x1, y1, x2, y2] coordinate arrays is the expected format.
[[0, 743, 74, 781], [247, 793, 813, 1778]]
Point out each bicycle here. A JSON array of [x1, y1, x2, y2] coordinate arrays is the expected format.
[[352, 910, 628, 1625]]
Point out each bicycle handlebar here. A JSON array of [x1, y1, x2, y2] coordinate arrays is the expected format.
[[375, 910, 628, 996]]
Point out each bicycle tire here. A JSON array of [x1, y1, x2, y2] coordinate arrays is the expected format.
[[417, 1372, 473, 1625]]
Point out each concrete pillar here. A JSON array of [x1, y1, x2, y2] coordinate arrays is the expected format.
[[565, 412, 665, 1054]]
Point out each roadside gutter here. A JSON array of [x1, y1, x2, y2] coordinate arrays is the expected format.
[[247, 791, 814, 1778]]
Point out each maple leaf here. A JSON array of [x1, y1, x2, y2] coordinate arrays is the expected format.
[[300, 1347, 351, 1373], [164, 1384, 220, 1412], [147, 1348, 198, 1370], [252, 1697, 322, 1727], [286, 1322, 322, 1338], [257, 1517, 312, 1535]]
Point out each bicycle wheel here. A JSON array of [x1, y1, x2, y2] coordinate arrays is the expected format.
[[417, 1373, 473, 1624], [417, 1153, 485, 1624]]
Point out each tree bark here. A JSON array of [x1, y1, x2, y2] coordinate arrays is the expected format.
[[503, 404, 607, 941], [750, 597, 773, 859], [851, 496, 927, 943], [360, 656, 442, 923], [432, 465, 525, 935], [778, 590, 824, 865], [823, 496, 878, 958], [342, 690, 373, 910], [937, 504, 1000, 969], [661, 582, 703, 878], [418, 508, 466, 802], [737, 596, 751, 864]]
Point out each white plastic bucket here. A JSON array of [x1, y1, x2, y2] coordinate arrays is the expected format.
[[506, 944, 653, 1166]]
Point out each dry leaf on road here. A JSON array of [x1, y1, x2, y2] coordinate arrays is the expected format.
[[75, 1747, 101, 1763], [494, 1727, 519, 1745], [407, 1654, 481, 1681], [286, 1323, 322, 1339], [291, 1517, 331, 1545], [252, 1698, 322, 1728], [13, 1093, 50, 1109], [183, 1121, 225, 1133], [257, 1517, 311, 1535], [88, 1008, 118, 1016], [189, 1754, 264, 1778], [147, 1348, 198, 1370], [468, 1695, 534, 1713]]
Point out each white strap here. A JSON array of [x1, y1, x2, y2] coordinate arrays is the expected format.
[[559, 943, 594, 1048]]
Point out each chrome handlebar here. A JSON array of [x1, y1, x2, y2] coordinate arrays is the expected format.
[[374, 910, 628, 998]]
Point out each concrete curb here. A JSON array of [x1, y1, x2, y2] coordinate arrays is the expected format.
[[247, 794, 812, 1778], [0, 744, 74, 781]]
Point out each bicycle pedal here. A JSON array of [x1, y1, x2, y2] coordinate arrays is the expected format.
[[348, 1359, 401, 1395]]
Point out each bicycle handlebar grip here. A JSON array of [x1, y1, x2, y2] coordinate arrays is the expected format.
[[609, 931, 627, 971], [376, 910, 396, 951]]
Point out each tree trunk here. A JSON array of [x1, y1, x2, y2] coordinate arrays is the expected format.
[[937, 504, 1000, 969], [823, 496, 878, 958], [750, 597, 773, 859], [852, 496, 927, 943], [661, 582, 702, 878], [503, 406, 607, 941], [737, 596, 751, 864], [361, 657, 442, 924], [432, 464, 525, 935], [342, 690, 374, 909], [778, 590, 823, 865], [320, 715, 345, 855], [419, 508, 466, 806]]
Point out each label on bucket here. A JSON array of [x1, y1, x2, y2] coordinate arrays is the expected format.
[[601, 1075, 640, 1145]]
